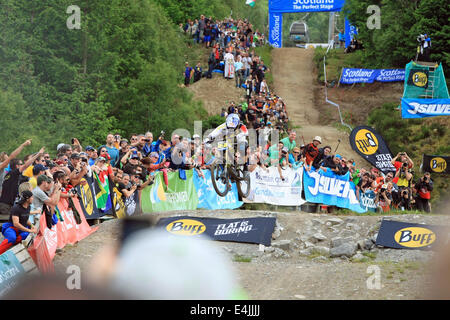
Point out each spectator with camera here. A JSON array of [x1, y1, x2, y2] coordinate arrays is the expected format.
[[414, 172, 433, 212], [376, 183, 393, 212], [117, 173, 138, 200], [68, 153, 89, 187], [121, 149, 141, 175]]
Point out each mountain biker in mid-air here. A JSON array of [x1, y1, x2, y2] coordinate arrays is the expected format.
[[204, 113, 249, 166]]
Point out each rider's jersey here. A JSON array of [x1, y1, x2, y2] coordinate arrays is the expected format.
[[207, 122, 248, 148]]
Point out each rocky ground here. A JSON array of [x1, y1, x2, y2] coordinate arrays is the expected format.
[[53, 210, 450, 300]]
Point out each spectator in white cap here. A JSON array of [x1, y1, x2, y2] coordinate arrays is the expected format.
[[302, 136, 322, 171]]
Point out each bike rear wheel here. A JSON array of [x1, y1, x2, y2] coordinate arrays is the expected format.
[[235, 167, 251, 198], [210, 163, 230, 197]]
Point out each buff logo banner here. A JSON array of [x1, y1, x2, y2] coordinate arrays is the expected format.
[[303, 167, 366, 213], [376, 219, 449, 250], [407, 68, 429, 89], [349, 126, 396, 173], [422, 154, 450, 174], [339, 68, 405, 84], [157, 216, 276, 246], [401, 99, 450, 119]]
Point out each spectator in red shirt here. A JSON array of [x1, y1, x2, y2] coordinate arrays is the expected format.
[[303, 136, 322, 171]]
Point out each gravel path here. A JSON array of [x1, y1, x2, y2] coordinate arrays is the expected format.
[[53, 210, 449, 300]]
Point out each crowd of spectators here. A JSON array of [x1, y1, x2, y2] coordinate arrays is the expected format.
[[181, 16, 266, 85], [0, 129, 435, 252]]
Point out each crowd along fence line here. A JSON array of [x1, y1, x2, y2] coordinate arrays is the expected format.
[[0, 166, 375, 278]]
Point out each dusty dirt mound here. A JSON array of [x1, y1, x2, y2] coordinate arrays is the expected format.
[[314, 82, 404, 126], [187, 75, 246, 115]]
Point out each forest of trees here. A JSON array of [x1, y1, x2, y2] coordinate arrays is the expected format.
[[1, 0, 448, 155], [0, 0, 268, 154], [344, 0, 449, 73]]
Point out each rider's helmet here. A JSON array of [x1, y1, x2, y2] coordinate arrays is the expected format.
[[226, 113, 240, 130]]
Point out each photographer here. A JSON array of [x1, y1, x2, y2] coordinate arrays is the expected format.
[[376, 183, 393, 213], [68, 153, 89, 187], [117, 173, 138, 200], [53, 171, 77, 200], [391, 152, 414, 172], [414, 172, 433, 212], [277, 147, 289, 181], [399, 188, 413, 211]]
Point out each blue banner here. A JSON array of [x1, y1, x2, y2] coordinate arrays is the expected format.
[[359, 190, 377, 212], [303, 168, 366, 213], [268, 12, 283, 48], [0, 251, 26, 296], [401, 98, 450, 118], [193, 169, 243, 210], [269, 0, 345, 13], [340, 68, 405, 84], [344, 17, 357, 48]]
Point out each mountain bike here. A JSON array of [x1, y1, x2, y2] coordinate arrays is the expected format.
[[209, 140, 251, 198]]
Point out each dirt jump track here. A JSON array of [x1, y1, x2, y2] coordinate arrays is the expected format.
[[272, 48, 360, 160]]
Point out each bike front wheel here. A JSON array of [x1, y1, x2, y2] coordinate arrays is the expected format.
[[235, 167, 251, 199], [210, 163, 230, 197]]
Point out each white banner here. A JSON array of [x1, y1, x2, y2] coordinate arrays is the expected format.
[[246, 166, 306, 206]]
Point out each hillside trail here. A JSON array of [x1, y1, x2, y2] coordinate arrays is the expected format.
[[272, 48, 360, 161]]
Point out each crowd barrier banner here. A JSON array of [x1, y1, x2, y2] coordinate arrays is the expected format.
[[156, 216, 276, 246], [28, 197, 98, 273], [401, 98, 450, 119], [0, 251, 26, 296], [339, 68, 405, 84], [303, 167, 366, 213], [247, 166, 306, 206], [349, 125, 396, 173], [376, 219, 448, 250], [359, 189, 377, 212], [422, 154, 450, 174], [141, 170, 198, 213], [193, 169, 243, 210]]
